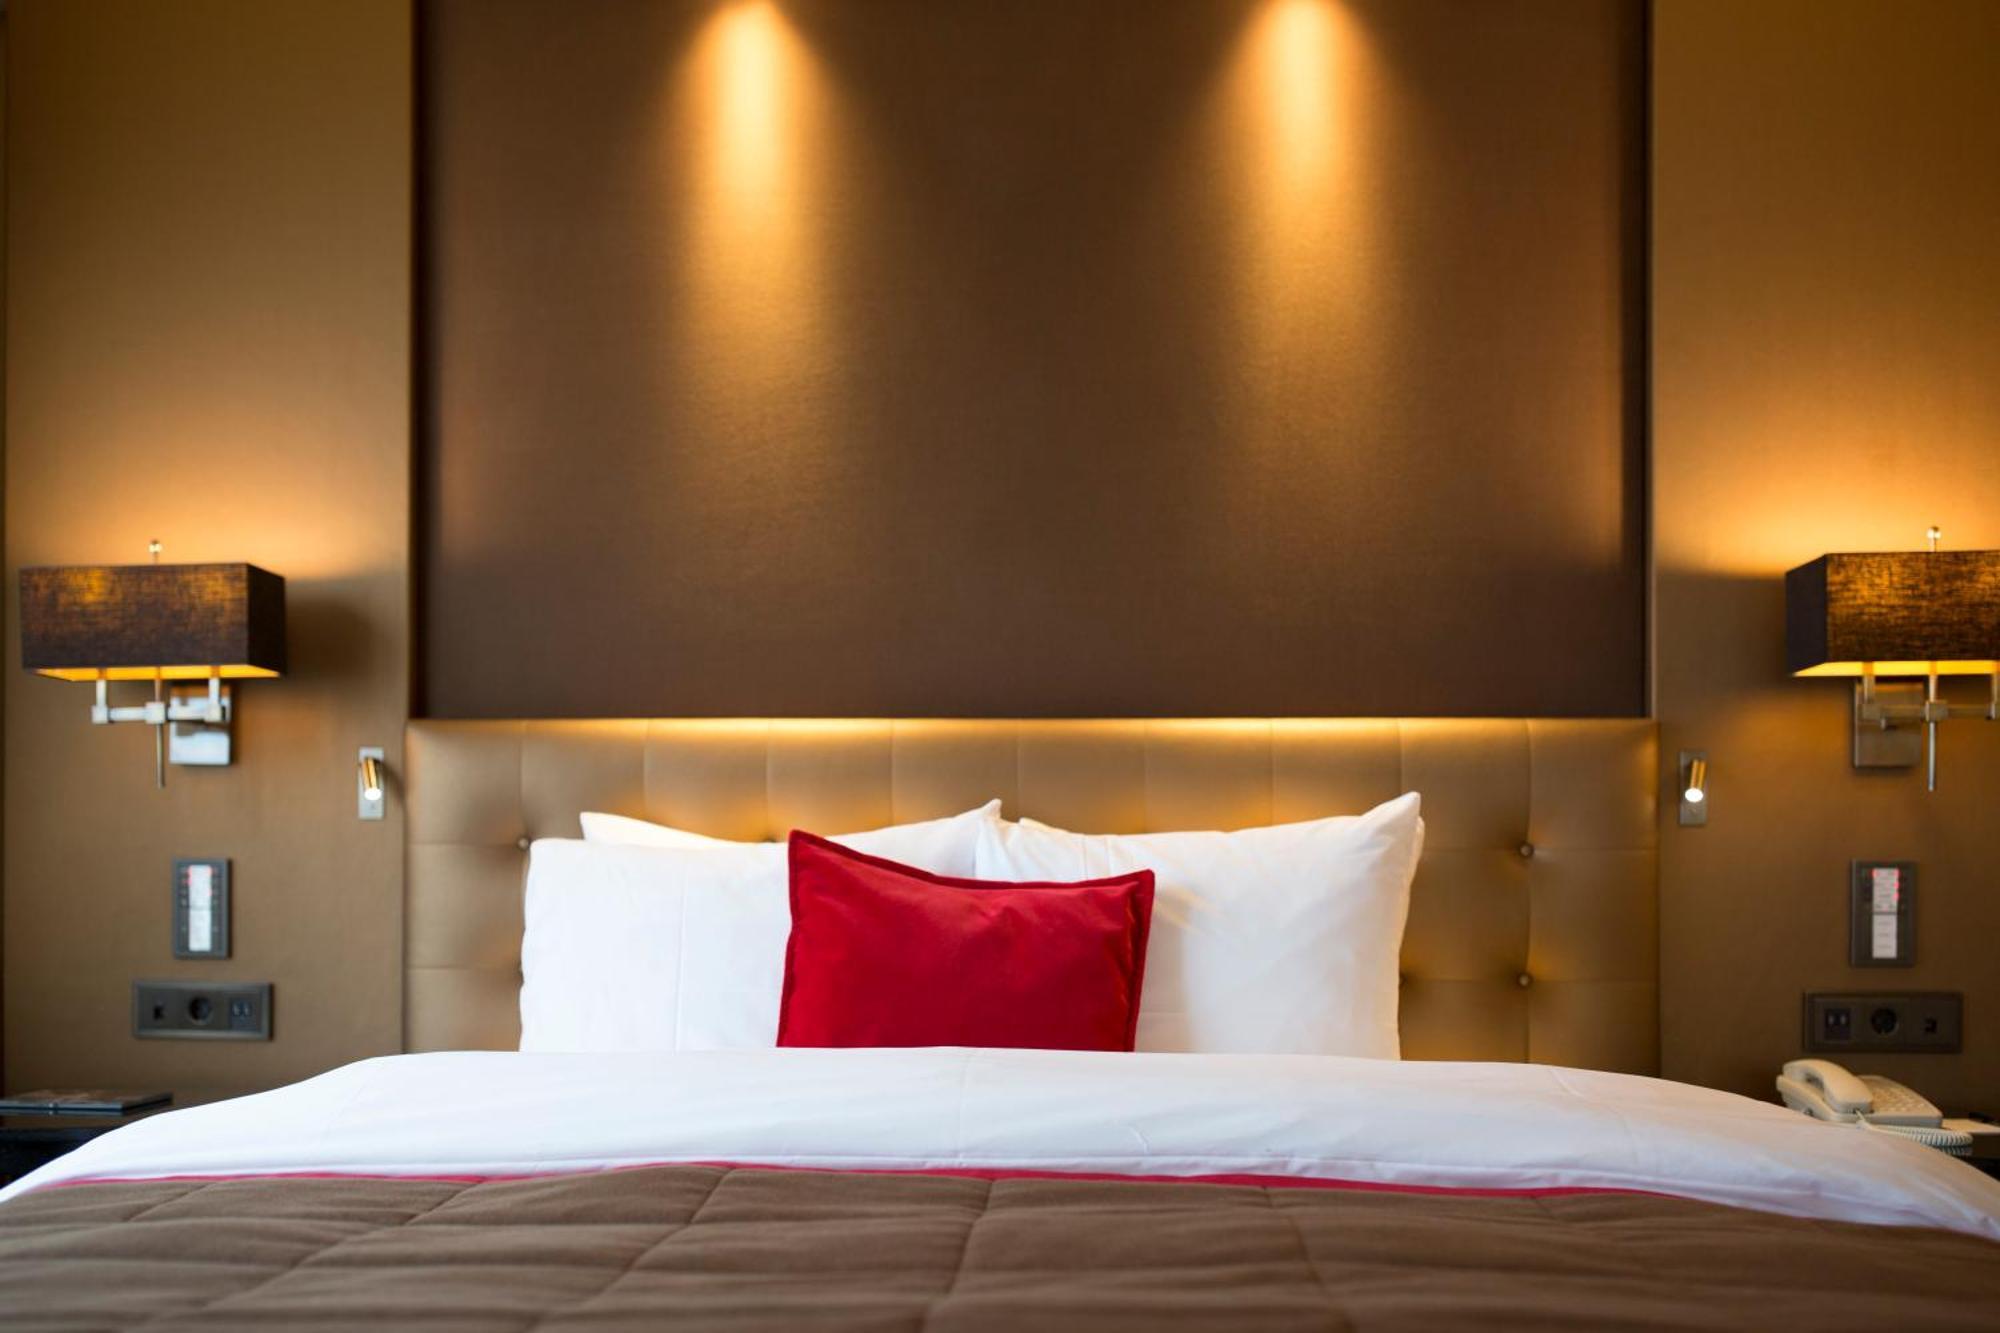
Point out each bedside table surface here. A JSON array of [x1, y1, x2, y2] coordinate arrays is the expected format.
[[0, 1090, 244, 1140], [1942, 1128, 2000, 1180], [0, 1091, 254, 1186]]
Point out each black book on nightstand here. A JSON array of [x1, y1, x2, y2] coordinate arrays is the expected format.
[[0, 1089, 171, 1115], [0, 1091, 200, 1185]]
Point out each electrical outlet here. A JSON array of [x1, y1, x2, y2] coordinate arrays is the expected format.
[[133, 981, 272, 1040], [1803, 991, 1960, 1054]]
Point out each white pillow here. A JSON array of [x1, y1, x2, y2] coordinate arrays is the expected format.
[[973, 793, 1423, 1059], [578, 810, 1001, 871], [521, 801, 1000, 1052], [578, 811, 739, 849]]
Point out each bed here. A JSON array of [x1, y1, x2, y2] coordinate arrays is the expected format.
[[1, 718, 1995, 1330]]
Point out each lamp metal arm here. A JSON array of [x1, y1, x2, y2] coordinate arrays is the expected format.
[[90, 672, 228, 727]]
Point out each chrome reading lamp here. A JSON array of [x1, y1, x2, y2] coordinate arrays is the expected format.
[[18, 546, 287, 788], [1785, 529, 2000, 791]]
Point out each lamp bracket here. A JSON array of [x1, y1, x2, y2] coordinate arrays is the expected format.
[[1853, 682, 1925, 770], [87, 675, 234, 769], [167, 684, 233, 767], [1854, 676, 2000, 727], [1852, 672, 1999, 774]]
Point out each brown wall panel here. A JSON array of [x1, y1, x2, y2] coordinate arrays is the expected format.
[[1, 17, 9, 1065], [1654, 0, 2000, 1109], [3, 0, 412, 1091], [421, 0, 1646, 719]]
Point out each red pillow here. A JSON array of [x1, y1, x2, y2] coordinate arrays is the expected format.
[[778, 830, 1154, 1051]]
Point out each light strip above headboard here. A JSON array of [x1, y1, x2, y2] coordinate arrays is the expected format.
[[404, 719, 1658, 1073]]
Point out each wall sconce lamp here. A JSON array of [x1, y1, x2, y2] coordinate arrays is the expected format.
[[1678, 751, 1708, 827], [1785, 531, 1999, 792], [358, 747, 387, 821], [18, 557, 287, 788]]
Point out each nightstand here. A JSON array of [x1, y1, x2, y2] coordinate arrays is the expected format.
[[1943, 1130, 2000, 1181], [0, 1093, 232, 1185]]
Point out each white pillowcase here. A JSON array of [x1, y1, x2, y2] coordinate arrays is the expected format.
[[974, 793, 1423, 1059], [578, 811, 740, 849], [522, 801, 1001, 1052]]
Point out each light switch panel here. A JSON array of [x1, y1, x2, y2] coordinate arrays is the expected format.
[[1850, 860, 1915, 967], [173, 858, 230, 960]]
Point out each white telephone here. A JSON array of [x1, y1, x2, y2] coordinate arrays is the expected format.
[[1777, 1059, 1972, 1148]]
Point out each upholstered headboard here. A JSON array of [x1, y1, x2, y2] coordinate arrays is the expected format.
[[405, 719, 1658, 1072]]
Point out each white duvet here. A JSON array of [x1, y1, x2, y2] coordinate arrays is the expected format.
[[5, 1048, 1997, 1240]]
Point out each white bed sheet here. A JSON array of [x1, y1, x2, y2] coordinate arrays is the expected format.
[[5, 1048, 1996, 1240]]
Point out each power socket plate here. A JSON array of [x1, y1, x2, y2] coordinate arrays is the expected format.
[[133, 980, 272, 1040], [1803, 991, 1960, 1054]]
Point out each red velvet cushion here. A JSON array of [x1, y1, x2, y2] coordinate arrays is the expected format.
[[778, 831, 1154, 1051]]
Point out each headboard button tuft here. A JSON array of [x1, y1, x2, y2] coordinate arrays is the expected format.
[[1516, 972, 1534, 988], [516, 836, 530, 851], [1517, 841, 1535, 859]]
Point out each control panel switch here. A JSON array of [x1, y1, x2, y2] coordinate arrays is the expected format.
[[173, 858, 230, 959]]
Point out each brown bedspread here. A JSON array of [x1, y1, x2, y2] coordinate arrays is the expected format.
[[1, 1165, 1996, 1330]]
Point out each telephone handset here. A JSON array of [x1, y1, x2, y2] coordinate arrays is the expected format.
[[1777, 1059, 1972, 1148]]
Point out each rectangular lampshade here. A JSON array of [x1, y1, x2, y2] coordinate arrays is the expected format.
[[19, 563, 287, 681], [1785, 551, 2000, 677]]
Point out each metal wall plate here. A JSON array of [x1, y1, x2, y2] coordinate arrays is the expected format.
[[133, 980, 272, 1040], [1853, 681, 1923, 769], [167, 683, 233, 766], [1803, 991, 1960, 1054]]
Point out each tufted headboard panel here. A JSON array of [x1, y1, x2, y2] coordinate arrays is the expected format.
[[405, 719, 1657, 1072]]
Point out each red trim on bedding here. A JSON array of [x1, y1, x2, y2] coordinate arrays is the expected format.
[[43, 1160, 1672, 1201]]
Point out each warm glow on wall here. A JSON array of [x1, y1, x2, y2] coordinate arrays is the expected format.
[[1203, 1, 1391, 525], [1655, 425, 2000, 580], [1227, 0, 1383, 381], [669, 1, 833, 360], [1261, 0, 1344, 196], [709, 0, 797, 224], [1234, 0, 1366, 258], [660, 1, 848, 509]]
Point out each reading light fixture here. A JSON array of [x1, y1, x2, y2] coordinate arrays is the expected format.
[[357, 748, 387, 821], [18, 550, 287, 788], [1785, 529, 2000, 791], [1677, 750, 1708, 827]]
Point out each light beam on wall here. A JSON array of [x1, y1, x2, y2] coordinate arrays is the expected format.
[[671, 0, 832, 368], [1202, 0, 1391, 561], [1262, 0, 1343, 197], [1219, 0, 1383, 402], [659, 0, 855, 533], [710, 0, 794, 227], [1238, 0, 1368, 286]]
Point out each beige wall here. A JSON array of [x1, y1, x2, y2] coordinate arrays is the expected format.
[[1654, 0, 2000, 1109], [3, 0, 412, 1090]]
